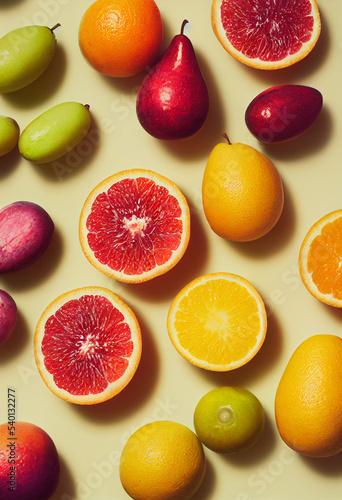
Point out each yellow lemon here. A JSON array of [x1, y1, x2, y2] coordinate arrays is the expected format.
[[275, 334, 342, 457], [119, 420, 206, 500], [202, 135, 284, 242]]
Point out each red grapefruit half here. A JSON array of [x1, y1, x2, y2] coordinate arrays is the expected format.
[[211, 0, 321, 70], [34, 287, 142, 405], [79, 169, 191, 283]]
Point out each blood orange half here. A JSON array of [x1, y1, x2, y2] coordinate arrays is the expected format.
[[79, 169, 190, 283], [211, 0, 321, 70], [34, 287, 142, 405]]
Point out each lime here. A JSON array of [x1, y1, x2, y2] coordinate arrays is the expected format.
[[194, 386, 265, 454]]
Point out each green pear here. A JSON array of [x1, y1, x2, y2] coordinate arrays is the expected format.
[[19, 102, 91, 164], [0, 24, 60, 93], [0, 116, 20, 157]]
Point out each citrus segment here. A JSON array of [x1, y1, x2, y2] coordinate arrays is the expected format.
[[79, 0, 163, 77], [79, 169, 190, 283], [34, 287, 141, 405], [211, 0, 321, 70], [167, 273, 267, 371], [299, 210, 342, 307]]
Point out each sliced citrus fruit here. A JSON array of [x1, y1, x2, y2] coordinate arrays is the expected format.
[[34, 287, 142, 405], [79, 169, 190, 283], [299, 210, 342, 307], [167, 273, 267, 371], [211, 0, 321, 70]]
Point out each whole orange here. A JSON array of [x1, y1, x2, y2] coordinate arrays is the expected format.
[[79, 0, 164, 78], [0, 421, 60, 499], [275, 334, 342, 457]]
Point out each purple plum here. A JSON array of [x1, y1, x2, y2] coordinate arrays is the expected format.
[[0, 290, 17, 344], [0, 201, 54, 273], [245, 85, 323, 144]]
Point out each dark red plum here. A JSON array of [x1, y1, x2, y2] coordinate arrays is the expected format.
[[0, 289, 17, 345], [0, 201, 54, 273], [245, 85, 323, 144]]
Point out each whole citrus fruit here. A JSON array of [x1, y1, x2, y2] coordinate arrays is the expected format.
[[194, 386, 265, 454], [119, 420, 206, 500], [0, 421, 60, 500], [79, 0, 164, 77], [211, 0, 321, 70], [202, 135, 284, 242], [275, 334, 342, 457]]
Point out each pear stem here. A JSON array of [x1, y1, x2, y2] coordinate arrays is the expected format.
[[84, 104, 90, 111], [51, 23, 61, 32], [223, 133, 232, 145], [181, 19, 189, 35]]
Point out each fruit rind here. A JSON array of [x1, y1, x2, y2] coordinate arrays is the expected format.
[[34, 286, 142, 405]]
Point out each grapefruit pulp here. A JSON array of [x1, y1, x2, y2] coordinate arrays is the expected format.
[[79, 169, 190, 283], [34, 287, 142, 405], [211, 0, 321, 70]]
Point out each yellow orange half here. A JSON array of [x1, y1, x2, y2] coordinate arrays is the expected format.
[[167, 273, 267, 371], [299, 209, 342, 307]]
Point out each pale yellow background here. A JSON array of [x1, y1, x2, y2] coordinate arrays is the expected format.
[[1, 1, 342, 499]]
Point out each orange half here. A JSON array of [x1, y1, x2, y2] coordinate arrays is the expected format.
[[34, 287, 142, 405], [299, 210, 342, 307], [211, 0, 321, 70], [167, 273, 267, 371]]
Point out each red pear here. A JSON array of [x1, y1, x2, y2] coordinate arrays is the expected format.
[[136, 20, 209, 140]]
